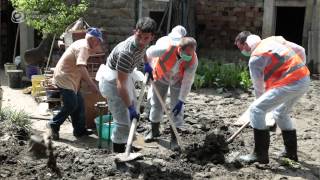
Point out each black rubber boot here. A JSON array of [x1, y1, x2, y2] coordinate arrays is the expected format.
[[48, 123, 60, 140], [73, 129, 94, 138], [239, 128, 270, 164], [144, 123, 160, 142], [170, 127, 180, 151], [113, 143, 125, 153], [279, 129, 298, 161]]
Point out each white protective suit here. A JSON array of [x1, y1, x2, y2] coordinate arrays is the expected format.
[[246, 35, 310, 130], [146, 30, 198, 128], [96, 64, 143, 143]]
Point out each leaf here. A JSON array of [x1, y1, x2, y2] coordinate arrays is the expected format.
[[9, 0, 89, 36]]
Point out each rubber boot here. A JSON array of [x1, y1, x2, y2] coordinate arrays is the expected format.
[[48, 123, 60, 140], [144, 123, 160, 142], [239, 129, 270, 164], [73, 129, 94, 138], [113, 143, 125, 153], [170, 127, 180, 151], [279, 129, 298, 161]]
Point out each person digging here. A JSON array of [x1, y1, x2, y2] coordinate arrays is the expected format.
[[98, 17, 157, 153], [144, 27, 198, 151], [48, 28, 103, 140], [234, 31, 310, 164]]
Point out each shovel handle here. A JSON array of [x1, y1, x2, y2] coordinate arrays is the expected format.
[[124, 73, 149, 156], [150, 80, 182, 147], [226, 120, 250, 144], [125, 117, 138, 156]]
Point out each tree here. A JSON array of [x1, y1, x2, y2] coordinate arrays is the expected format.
[[9, 0, 89, 36]]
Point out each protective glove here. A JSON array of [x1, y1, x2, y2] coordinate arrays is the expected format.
[[128, 105, 139, 121], [172, 100, 184, 116], [144, 63, 154, 81]]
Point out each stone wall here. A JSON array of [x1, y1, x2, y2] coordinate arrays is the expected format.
[[85, 0, 168, 50], [84, 0, 264, 60], [85, 0, 136, 51], [196, 0, 264, 58]]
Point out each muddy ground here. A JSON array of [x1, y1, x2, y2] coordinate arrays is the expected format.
[[1, 75, 320, 179]]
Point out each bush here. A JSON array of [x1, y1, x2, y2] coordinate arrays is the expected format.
[[193, 59, 252, 90], [0, 107, 31, 139]]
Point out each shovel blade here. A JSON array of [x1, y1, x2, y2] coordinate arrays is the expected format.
[[115, 152, 142, 162]]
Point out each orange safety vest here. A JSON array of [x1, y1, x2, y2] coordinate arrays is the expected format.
[[153, 45, 196, 80], [252, 38, 310, 91]]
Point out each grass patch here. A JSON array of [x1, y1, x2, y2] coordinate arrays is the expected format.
[[0, 107, 31, 140]]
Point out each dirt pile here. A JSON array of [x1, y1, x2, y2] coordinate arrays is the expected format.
[[183, 129, 229, 165]]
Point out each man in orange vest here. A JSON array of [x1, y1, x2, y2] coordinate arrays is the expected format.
[[144, 26, 198, 150], [234, 31, 310, 164]]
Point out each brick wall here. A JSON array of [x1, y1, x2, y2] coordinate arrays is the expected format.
[[196, 0, 264, 57]]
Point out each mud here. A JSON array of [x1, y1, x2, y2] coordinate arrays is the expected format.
[[183, 129, 229, 165], [1, 80, 320, 179]]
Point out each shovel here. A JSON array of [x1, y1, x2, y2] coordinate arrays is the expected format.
[[227, 108, 276, 143], [149, 80, 183, 150], [226, 120, 250, 144], [115, 73, 149, 162]]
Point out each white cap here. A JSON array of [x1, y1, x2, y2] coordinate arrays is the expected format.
[[246, 35, 261, 50], [169, 25, 187, 39], [168, 25, 187, 45]]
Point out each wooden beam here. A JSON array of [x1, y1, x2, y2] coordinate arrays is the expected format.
[[316, 0, 320, 73], [303, 0, 314, 49], [262, 0, 276, 37], [275, 0, 306, 7], [166, 0, 173, 34], [0, 1, 2, 66]]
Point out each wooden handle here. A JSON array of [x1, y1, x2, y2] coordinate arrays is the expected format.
[[226, 120, 250, 144], [150, 80, 182, 147], [124, 73, 149, 156]]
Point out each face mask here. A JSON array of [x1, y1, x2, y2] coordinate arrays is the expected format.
[[180, 52, 192, 62], [241, 50, 251, 57]]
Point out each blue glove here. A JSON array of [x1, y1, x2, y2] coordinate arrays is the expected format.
[[144, 63, 153, 75], [144, 63, 154, 81], [128, 105, 139, 121], [172, 100, 184, 116]]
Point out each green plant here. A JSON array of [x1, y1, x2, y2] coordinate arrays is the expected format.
[[10, 0, 89, 36], [193, 59, 252, 90], [216, 63, 242, 89], [0, 107, 31, 138], [194, 74, 205, 90], [240, 70, 252, 89]]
